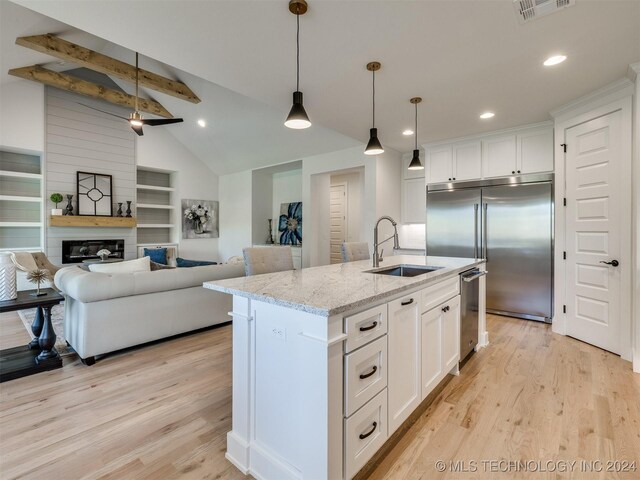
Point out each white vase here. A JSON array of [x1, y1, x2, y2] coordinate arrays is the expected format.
[[51, 208, 63, 216], [0, 252, 18, 301]]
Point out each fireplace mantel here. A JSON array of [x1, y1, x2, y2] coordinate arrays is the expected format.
[[49, 216, 137, 228]]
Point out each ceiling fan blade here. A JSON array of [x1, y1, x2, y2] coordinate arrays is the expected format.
[[77, 103, 128, 120], [131, 125, 144, 136], [141, 118, 184, 126]]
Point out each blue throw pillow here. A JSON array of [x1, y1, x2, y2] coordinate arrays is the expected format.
[[176, 257, 217, 268], [144, 248, 168, 265]]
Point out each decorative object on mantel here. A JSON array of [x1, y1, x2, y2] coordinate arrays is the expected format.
[[50, 192, 63, 216], [279, 202, 302, 245], [77, 171, 113, 216], [0, 252, 18, 301], [266, 219, 275, 244], [26, 268, 52, 297], [64, 194, 74, 216], [96, 249, 111, 261], [116, 202, 123, 217], [126, 201, 132, 218], [182, 199, 219, 239], [50, 215, 137, 228]]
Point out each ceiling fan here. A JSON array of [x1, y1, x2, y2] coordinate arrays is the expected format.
[[80, 52, 183, 136]]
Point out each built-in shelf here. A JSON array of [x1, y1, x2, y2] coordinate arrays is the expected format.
[[49, 216, 137, 228], [0, 195, 42, 203], [137, 203, 175, 210], [0, 170, 43, 180], [0, 222, 42, 227], [136, 224, 175, 228], [136, 184, 175, 192]]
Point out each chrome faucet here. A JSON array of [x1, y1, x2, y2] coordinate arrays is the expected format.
[[373, 216, 399, 267]]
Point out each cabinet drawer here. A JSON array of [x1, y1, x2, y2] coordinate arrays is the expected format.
[[345, 335, 387, 417], [344, 389, 388, 480], [421, 277, 459, 313], [344, 304, 387, 353]]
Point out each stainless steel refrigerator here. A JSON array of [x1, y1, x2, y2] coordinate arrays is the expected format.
[[426, 173, 553, 322]]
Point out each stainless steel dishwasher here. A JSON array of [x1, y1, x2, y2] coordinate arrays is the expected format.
[[460, 268, 486, 362]]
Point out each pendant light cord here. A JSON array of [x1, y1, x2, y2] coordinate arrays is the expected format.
[[372, 69, 376, 128], [296, 13, 300, 92], [414, 102, 418, 149], [135, 52, 139, 112]]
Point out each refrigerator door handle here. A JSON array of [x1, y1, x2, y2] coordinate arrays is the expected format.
[[482, 203, 488, 261], [474, 204, 479, 259]]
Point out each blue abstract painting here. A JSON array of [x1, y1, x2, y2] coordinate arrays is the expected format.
[[279, 202, 302, 245]]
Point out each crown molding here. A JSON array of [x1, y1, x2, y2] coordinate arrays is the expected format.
[[549, 77, 634, 120], [628, 61, 640, 80]]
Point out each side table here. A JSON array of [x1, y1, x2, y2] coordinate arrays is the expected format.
[[0, 288, 65, 382]]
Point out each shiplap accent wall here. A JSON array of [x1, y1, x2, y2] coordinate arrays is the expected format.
[[45, 87, 137, 264]]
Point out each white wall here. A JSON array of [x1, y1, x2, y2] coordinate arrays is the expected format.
[[0, 81, 45, 153], [218, 170, 252, 261], [137, 127, 219, 261], [330, 171, 363, 243]]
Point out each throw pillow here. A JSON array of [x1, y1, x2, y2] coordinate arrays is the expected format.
[[144, 247, 168, 265], [176, 257, 217, 268], [150, 260, 175, 271], [88, 256, 151, 274]]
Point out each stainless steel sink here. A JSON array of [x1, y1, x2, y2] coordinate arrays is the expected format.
[[366, 264, 443, 277]]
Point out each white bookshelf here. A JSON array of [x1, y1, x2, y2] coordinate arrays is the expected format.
[[0, 150, 44, 251], [136, 167, 176, 245]]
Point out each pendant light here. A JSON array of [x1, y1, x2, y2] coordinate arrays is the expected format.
[[284, 0, 311, 129], [364, 61, 384, 155], [407, 97, 424, 170]]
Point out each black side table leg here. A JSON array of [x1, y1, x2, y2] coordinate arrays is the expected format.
[[36, 305, 61, 365], [28, 306, 44, 350]]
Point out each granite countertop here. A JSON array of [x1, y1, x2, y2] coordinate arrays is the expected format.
[[204, 255, 483, 316]]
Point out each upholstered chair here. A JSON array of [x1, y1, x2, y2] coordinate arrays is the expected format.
[[341, 242, 370, 263], [243, 247, 294, 276]]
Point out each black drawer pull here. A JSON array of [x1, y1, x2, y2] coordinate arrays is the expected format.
[[401, 298, 414, 306], [359, 365, 378, 380], [359, 421, 377, 440], [359, 321, 378, 332], [441, 305, 450, 312]]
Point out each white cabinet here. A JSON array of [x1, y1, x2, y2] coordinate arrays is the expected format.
[[442, 295, 461, 374], [517, 128, 554, 174], [453, 141, 482, 181], [426, 145, 453, 184], [402, 150, 425, 180], [387, 293, 421, 434], [482, 134, 517, 178], [401, 178, 425, 224]]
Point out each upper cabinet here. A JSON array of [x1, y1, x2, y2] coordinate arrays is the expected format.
[[423, 123, 554, 185]]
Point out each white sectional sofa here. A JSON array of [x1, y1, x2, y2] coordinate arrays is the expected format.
[[55, 263, 244, 364]]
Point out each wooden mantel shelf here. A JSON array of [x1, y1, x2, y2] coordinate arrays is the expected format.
[[49, 216, 137, 228]]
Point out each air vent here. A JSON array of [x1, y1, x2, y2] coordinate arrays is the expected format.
[[513, 0, 575, 23]]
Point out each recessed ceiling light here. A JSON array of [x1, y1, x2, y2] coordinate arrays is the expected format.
[[479, 112, 495, 119], [543, 55, 567, 66], [197, 119, 206, 128], [402, 129, 414, 136]]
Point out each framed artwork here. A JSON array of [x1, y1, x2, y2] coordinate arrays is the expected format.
[[279, 202, 302, 245], [182, 199, 219, 239], [76, 171, 113, 216]]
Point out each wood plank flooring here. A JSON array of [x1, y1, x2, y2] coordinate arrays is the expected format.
[[1, 312, 638, 479]]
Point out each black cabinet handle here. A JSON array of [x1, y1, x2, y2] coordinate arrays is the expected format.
[[512, 171, 515, 174], [441, 305, 449, 312], [401, 298, 414, 306], [517, 170, 521, 173], [600, 260, 619, 267], [359, 365, 378, 380], [359, 321, 378, 332], [453, 177, 456, 180], [448, 178, 452, 181], [359, 421, 377, 439]]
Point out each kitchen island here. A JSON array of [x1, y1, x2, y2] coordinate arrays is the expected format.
[[204, 255, 486, 480]]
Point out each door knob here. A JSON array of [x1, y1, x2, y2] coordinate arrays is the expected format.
[[600, 260, 619, 267]]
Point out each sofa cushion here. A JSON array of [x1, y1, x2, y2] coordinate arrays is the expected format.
[[150, 260, 175, 271], [88, 256, 151, 274], [177, 257, 217, 268], [144, 247, 168, 265]]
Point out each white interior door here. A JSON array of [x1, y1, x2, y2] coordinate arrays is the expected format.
[[565, 111, 623, 354], [330, 183, 347, 264]]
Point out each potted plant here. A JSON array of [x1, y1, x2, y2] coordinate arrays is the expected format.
[[50, 193, 64, 216]]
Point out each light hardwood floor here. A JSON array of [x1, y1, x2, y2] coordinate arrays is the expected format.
[[1, 313, 638, 479]]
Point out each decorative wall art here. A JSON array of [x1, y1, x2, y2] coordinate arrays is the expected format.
[[182, 199, 219, 239], [76, 171, 113, 216], [279, 202, 302, 245]]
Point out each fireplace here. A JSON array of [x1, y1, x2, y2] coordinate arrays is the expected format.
[[62, 239, 125, 264]]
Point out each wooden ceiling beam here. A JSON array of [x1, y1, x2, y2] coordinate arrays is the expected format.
[[8, 65, 173, 118], [15, 34, 201, 104]]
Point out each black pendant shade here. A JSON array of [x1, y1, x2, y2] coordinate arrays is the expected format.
[[285, 91, 311, 129], [365, 128, 384, 156], [408, 149, 423, 170]]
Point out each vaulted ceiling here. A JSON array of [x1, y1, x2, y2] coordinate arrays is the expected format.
[[3, 0, 640, 175]]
